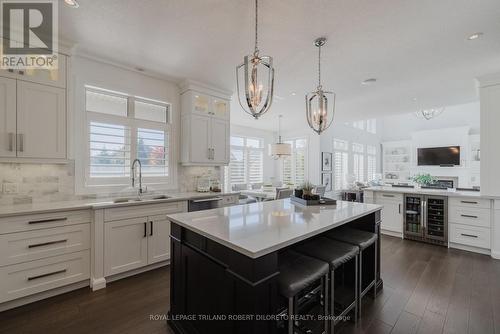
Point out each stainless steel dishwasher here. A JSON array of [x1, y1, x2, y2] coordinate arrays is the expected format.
[[188, 197, 222, 212]]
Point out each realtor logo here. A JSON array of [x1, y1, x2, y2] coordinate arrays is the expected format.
[[1, 0, 58, 69]]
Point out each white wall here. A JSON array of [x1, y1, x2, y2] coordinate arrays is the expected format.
[[71, 56, 182, 193], [378, 102, 479, 142], [230, 124, 278, 182], [377, 102, 481, 188], [319, 121, 383, 192]]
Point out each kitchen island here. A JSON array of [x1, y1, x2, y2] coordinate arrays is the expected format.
[[166, 199, 383, 334]]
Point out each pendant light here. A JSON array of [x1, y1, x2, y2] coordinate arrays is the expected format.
[[305, 37, 336, 135], [236, 0, 275, 119], [269, 115, 291, 159], [415, 107, 445, 120]]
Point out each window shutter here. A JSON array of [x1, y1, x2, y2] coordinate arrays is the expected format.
[[89, 122, 131, 178]]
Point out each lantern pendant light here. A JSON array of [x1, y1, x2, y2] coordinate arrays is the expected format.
[[269, 115, 291, 159], [236, 0, 275, 119], [306, 37, 336, 135]]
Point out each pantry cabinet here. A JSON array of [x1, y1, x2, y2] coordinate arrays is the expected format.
[[180, 85, 231, 166]]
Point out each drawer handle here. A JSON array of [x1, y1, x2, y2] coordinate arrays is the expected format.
[[27, 269, 67, 281], [28, 239, 68, 248], [382, 194, 395, 197], [150, 221, 153, 236], [460, 233, 478, 238], [460, 214, 478, 219], [29, 217, 67, 224], [460, 201, 478, 204]]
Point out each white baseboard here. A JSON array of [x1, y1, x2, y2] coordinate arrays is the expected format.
[[106, 260, 170, 284], [91, 277, 107, 291], [449, 242, 491, 256], [380, 229, 403, 238], [491, 250, 500, 259], [0, 280, 89, 312]]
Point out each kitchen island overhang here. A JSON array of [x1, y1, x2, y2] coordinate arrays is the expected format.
[[167, 199, 383, 334]]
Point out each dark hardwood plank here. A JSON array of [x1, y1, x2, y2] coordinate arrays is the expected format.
[[1, 235, 499, 334], [392, 311, 421, 334]]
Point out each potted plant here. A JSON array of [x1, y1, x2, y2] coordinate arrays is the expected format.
[[301, 181, 314, 196], [412, 173, 436, 187]]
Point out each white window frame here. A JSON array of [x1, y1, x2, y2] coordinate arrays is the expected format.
[[76, 86, 174, 194], [366, 145, 377, 182], [282, 137, 308, 187], [333, 139, 349, 191], [226, 136, 264, 189]]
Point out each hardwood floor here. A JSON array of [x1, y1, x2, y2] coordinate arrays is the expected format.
[[1, 235, 499, 334]]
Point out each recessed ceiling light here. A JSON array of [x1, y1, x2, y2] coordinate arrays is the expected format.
[[64, 0, 79, 8], [291, 92, 296, 96], [467, 32, 483, 40], [361, 78, 377, 85], [412, 97, 418, 102]]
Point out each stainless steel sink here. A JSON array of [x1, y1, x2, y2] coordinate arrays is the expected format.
[[112, 195, 170, 203]]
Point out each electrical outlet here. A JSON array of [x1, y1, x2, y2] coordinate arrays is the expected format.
[[2, 183, 19, 194]]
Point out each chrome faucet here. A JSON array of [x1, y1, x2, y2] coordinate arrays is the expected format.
[[131, 159, 145, 195]]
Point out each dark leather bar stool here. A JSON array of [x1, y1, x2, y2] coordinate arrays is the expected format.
[[278, 250, 329, 334], [295, 237, 359, 333], [325, 227, 378, 318]]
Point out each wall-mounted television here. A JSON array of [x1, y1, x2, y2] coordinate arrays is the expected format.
[[417, 146, 460, 166]]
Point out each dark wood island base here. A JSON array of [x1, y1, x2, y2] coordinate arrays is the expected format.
[[167, 206, 382, 334]]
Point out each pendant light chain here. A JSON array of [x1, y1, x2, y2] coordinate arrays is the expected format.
[[318, 43, 322, 89], [254, 0, 259, 54]]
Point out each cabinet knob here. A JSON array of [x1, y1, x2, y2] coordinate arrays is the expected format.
[[18, 70, 24, 75], [7, 69, 14, 73]]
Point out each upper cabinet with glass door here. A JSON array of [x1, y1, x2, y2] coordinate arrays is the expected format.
[[0, 54, 67, 89], [182, 90, 230, 120]]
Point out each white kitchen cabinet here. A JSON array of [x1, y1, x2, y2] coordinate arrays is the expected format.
[[181, 114, 230, 165], [180, 83, 231, 166], [0, 77, 16, 157], [211, 118, 230, 163], [147, 215, 171, 264], [104, 217, 149, 276], [185, 114, 212, 164], [16, 81, 66, 159], [375, 193, 404, 236], [0, 53, 67, 89], [182, 90, 230, 120]]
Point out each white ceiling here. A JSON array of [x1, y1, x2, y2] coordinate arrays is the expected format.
[[60, 0, 500, 132]]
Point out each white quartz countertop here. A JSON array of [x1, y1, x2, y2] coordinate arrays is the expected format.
[[364, 186, 485, 198], [0, 191, 240, 217], [167, 199, 382, 259]]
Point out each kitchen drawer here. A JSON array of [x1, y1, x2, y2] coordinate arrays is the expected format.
[[0, 210, 91, 235], [449, 197, 491, 209], [104, 201, 188, 221], [0, 224, 90, 266], [449, 207, 491, 228], [0, 250, 90, 303], [449, 224, 490, 249], [377, 192, 404, 202]]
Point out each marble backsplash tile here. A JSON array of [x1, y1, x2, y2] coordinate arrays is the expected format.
[[0, 162, 221, 205]]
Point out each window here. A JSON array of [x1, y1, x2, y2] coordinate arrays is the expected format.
[[366, 119, 377, 134], [353, 120, 365, 130], [333, 139, 348, 191], [367, 145, 377, 181], [85, 87, 171, 187], [227, 136, 264, 188], [352, 143, 365, 183], [282, 138, 307, 186]]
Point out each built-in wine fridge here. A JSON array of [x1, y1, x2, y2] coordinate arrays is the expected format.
[[403, 194, 448, 246]]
